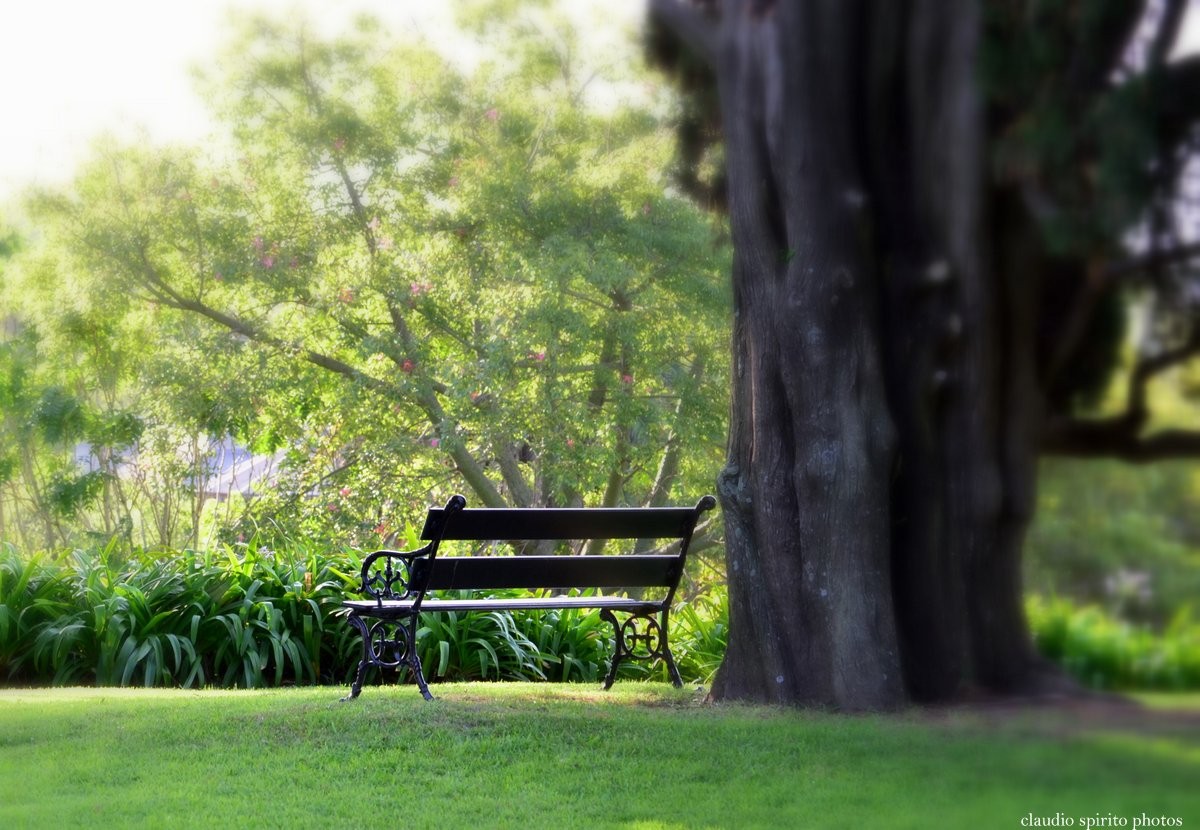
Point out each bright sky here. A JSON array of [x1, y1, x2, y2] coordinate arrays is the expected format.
[[1, 1, 1198, 202], [0, 0, 504, 199]]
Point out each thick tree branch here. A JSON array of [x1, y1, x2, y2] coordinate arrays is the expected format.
[[496, 442, 536, 508], [647, 0, 718, 70], [1064, 3, 1145, 101], [1042, 421, 1200, 461], [1147, 0, 1189, 69], [1044, 324, 1200, 461], [1043, 260, 1108, 389], [1153, 55, 1200, 149]]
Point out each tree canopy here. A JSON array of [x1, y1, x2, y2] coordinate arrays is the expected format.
[[1, 8, 730, 550]]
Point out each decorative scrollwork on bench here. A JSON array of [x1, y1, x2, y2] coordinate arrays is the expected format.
[[361, 550, 428, 601], [618, 614, 667, 661], [368, 620, 411, 668]]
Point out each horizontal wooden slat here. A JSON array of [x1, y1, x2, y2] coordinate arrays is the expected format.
[[421, 507, 701, 541], [416, 555, 679, 590]]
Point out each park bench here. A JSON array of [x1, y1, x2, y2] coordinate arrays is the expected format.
[[341, 493, 717, 700]]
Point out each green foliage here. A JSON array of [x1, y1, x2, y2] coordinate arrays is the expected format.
[[671, 588, 728, 684], [0, 542, 731, 690], [1028, 595, 1200, 690], [1026, 459, 1200, 625], [3, 6, 730, 551], [0, 541, 359, 688]]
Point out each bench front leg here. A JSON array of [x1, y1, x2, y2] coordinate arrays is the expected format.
[[600, 609, 682, 690], [341, 613, 434, 700], [341, 612, 372, 701]]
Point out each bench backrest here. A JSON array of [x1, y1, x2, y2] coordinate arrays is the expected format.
[[418, 554, 678, 591], [420, 506, 706, 543], [358, 495, 716, 604], [419, 499, 715, 592]]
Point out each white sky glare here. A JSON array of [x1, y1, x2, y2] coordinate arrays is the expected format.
[[0, 0, 473, 199], [1, 1, 1198, 202]]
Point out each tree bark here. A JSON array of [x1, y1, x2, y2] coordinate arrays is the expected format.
[[656, 0, 1056, 708], [708, 1, 903, 709]]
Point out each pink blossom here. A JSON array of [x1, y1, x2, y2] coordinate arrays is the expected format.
[[531, 351, 546, 362], [402, 359, 415, 374], [252, 235, 265, 252], [429, 438, 440, 448], [485, 108, 500, 122], [566, 438, 576, 449], [621, 373, 633, 385], [327, 503, 340, 513], [260, 255, 275, 269], [339, 287, 355, 304], [339, 487, 351, 497]]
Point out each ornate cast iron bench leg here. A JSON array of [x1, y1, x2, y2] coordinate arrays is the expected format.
[[660, 609, 684, 688], [600, 609, 624, 690], [600, 609, 683, 690], [406, 616, 435, 701], [341, 613, 372, 702]]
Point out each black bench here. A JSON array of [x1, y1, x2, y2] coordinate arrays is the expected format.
[[341, 494, 717, 700]]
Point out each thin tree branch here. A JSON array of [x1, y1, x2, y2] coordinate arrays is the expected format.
[[1104, 241, 1200, 280]]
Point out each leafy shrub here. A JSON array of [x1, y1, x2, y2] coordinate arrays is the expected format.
[[672, 588, 729, 685], [0, 541, 361, 688], [0, 542, 733, 690], [1028, 595, 1200, 690]]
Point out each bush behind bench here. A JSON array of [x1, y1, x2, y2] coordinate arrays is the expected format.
[[0, 541, 727, 689]]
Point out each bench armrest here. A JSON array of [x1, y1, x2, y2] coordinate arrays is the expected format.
[[358, 547, 431, 603], [357, 495, 466, 606]]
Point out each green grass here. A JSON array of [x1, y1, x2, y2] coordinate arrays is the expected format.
[[0, 684, 1197, 829]]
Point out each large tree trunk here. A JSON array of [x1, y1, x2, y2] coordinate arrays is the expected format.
[[699, 0, 1051, 708]]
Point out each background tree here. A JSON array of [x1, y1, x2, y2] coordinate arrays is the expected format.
[[648, 0, 1200, 707], [5, 9, 730, 549]]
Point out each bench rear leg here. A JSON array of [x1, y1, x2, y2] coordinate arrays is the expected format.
[[404, 616, 435, 701], [661, 608, 684, 688], [600, 609, 624, 690]]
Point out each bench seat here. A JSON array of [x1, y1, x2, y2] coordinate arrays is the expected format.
[[343, 595, 662, 614]]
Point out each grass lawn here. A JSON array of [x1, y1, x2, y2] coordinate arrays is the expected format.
[[0, 683, 1197, 829]]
